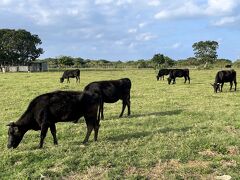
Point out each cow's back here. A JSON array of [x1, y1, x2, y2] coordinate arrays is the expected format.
[[84, 78, 131, 103], [216, 70, 236, 83]]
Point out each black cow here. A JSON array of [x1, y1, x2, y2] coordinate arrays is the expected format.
[[7, 91, 100, 149], [60, 69, 80, 83], [167, 69, 190, 84], [225, 64, 232, 68], [211, 70, 237, 93], [84, 78, 131, 120], [156, 69, 170, 81]]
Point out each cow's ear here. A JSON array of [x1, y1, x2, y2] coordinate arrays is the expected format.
[[7, 122, 15, 126]]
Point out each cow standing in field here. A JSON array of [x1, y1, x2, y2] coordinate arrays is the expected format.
[[211, 70, 237, 93], [167, 69, 190, 84], [225, 64, 232, 68], [60, 69, 80, 83], [84, 78, 131, 120], [7, 91, 100, 149], [156, 69, 170, 81]]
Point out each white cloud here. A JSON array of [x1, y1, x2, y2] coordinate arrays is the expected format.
[[96, 33, 104, 38], [128, 28, 137, 33], [206, 0, 238, 15], [154, 0, 240, 20], [128, 42, 136, 48], [67, 8, 79, 16], [136, 33, 156, 41], [139, 22, 147, 28], [154, 1, 202, 20], [148, 0, 161, 7], [213, 16, 238, 26], [116, 0, 133, 6], [115, 40, 124, 45], [172, 42, 181, 49], [95, 0, 113, 5]]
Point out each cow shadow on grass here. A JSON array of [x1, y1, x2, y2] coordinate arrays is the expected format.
[[106, 109, 185, 142], [101, 110, 183, 121], [107, 126, 192, 142], [130, 109, 183, 118]]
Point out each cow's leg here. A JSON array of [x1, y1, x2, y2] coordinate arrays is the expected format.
[[39, 123, 49, 148], [100, 102, 104, 120], [188, 76, 190, 84], [94, 124, 100, 141], [173, 78, 176, 84], [50, 124, 58, 145], [221, 83, 224, 92], [67, 78, 70, 83], [127, 97, 131, 116], [234, 81, 237, 91], [83, 122, 94, 144], [184, 76, 187, 83], [119, 100, 127, 117], [230, 82, 233, 91], [163, 76, 164, 80]]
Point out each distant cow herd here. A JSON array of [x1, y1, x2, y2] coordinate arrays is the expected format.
[[7, 68, 237, 149], [157, 68, 236, 93]]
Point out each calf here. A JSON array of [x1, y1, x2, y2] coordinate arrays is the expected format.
[[211, 70, 237, 93], [167, 69, 190, 84], [84, 78, 131, 120], [7, 91, 100, 149], [60, 69, 80, 83], [156, 69, 170, 81], [225, 64, 232, 68]]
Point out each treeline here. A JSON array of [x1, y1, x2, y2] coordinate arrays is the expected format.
[[42, 55, 237, 69]]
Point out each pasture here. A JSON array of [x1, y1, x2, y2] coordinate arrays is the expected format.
[[0, 69, 240, 179]]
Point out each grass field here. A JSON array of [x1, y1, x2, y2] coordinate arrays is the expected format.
[[0, 69, 240, 179]]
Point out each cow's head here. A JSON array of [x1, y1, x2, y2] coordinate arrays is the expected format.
[[7, 122, 24, 149], [60, 77, 64, 83], [167, 77, 171, 85], [211, 83, 220, 93], [156, 75, 160, 81]]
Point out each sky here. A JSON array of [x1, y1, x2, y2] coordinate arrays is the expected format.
[[1, 0, 240, 61]]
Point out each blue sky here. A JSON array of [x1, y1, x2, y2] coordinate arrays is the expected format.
[[1, 0, 240, 61]]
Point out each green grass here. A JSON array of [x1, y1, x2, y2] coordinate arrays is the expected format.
[[1, 69, 240, 179]]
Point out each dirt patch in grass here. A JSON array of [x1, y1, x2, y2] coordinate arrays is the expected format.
[[224, 126, 238, 134], [220, 160, 237, 168], [63, 166, 108, 180], [198, 149, 221, 157], [227, 146, 239, 155], [124, 159, 212, 179]]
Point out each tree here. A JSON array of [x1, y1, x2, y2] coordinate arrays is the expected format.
[[151, 53, 175, 68], [74, 57, 85, 67], [151, 53, 165, 66], [0, 29, 43, 66], [58, 56, 74, 67], [192, 40, 219, 63]]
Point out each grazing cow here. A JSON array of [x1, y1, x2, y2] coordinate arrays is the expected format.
[[167, 69, 190, 84], [84, 78, 131, 120], [7, 91, 100, 149], [156, 69, 170, 81], [225, 64, 232, 68], [60, 69, 80, 83], [211, 70, 237, 93]]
